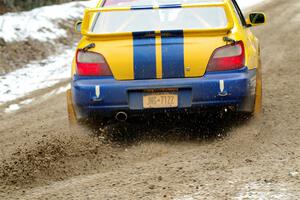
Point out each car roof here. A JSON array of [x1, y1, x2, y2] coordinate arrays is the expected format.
[[103, 0, 225, 7]]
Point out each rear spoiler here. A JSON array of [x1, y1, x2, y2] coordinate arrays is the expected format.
[[81, 2, 234, 37]]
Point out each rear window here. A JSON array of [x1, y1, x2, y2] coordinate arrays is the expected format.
[[91, 7, 228, 34]]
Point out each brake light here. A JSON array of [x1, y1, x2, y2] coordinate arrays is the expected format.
[[76, 50, 112, 76], [206, 41, 245, 72]]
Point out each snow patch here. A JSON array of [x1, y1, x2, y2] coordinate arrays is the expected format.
[[0, 0, 98, 42], [175, 181, 299, 200], [41, 84, 71, 100], [4, 99, 34, 113], [2, 84, 70, 114], [235, 182, 300, 200], [4, 104, 20, 113], [20, 98, 34, 105], [55, 84, 71, 95], [175, 196, 195, 200], [0, 48, 74, 105]]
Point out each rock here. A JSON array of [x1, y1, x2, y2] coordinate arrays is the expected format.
[[289, 171, 299, 178], [158, 176, 162, 181], [148, 184, 155, 190]]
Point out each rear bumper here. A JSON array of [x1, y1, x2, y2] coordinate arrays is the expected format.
[[72, 68, 256, 118]]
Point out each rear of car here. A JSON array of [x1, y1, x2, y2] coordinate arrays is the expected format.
[[69, 0, 260, 121]]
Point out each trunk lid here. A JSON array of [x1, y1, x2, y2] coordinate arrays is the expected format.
[[80, 32, 228, 80]]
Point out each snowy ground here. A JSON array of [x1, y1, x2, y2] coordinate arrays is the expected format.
[[0, 48, 74, 104], [0, 0, 264, 112], [0, 0, 98, 42], [175, 181, 300, 200]]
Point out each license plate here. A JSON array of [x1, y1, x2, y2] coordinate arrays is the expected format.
[[143, 93, 178, 109]]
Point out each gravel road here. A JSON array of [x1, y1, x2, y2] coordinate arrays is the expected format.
[[0, 0, 300, 199]]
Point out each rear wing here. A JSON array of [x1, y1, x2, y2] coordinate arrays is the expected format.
[[81, 2, 234, 37]]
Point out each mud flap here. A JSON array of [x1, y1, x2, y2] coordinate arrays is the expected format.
[[238, 94, 255, 113], [237, 76, 256, 113], [66, 89, 78, 125], [238, 62, 262, 116], [254, 61, 262, 116]]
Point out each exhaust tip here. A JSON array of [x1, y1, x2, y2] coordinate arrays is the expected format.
[[115, 112, 128, 122]]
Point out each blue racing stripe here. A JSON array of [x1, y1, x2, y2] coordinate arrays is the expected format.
[[159, 4, 182, 9], [131, 4, 182, 10], [161, 30, 185, 78], [131, 5, 153, 10], [133, 31, 157, 80]]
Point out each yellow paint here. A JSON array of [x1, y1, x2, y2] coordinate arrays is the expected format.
[[71, 58, 76, 77], [155, 34, 162, 79], [66, 89, 78, 125], [254, 57, 262, 115], [78, 35, 134, 80], [225, 0, 262, 70], [184, 34, 227, 77], [96, 0, 103, 7]]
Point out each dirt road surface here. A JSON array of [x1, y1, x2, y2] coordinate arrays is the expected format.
[[0, 0, 300, 199]]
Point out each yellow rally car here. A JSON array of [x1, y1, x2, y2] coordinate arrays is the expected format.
[[67, 0, 265, 123]]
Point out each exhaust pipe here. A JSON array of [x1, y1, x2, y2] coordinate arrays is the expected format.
[[115, 111, 128, 122]]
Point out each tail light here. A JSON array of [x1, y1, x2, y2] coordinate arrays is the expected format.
[[76, 50, 112, 76], [206, 41, 245, 72]]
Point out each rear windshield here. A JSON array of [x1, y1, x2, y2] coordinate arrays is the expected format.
[[91, 7, 228, 34]]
